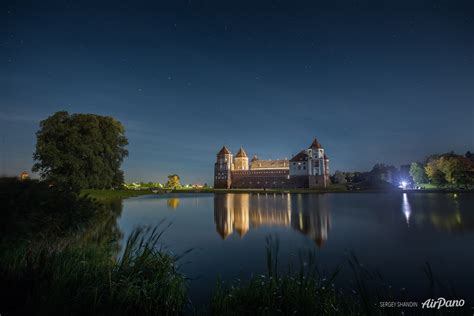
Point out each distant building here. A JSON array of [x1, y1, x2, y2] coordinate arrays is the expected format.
[[214, 138, 330, 189], [19, 171, 29, 181]]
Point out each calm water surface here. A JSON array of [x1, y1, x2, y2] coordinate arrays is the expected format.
[[117, 193, 474, 303]]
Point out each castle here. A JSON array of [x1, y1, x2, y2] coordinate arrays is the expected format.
[[214, 138, 330, 189]]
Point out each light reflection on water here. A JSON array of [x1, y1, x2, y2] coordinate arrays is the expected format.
[[117, 192, 474, 302], [402, 193, 411, 226], [214, 193, 330, 247]]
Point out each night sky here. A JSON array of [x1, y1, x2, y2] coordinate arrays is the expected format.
[[1, 0, 473, 184]]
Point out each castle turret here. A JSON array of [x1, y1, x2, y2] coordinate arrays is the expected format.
[[233, 146, 249, 170], [214, 146, 233, 189], [307, 137, 329, 188]]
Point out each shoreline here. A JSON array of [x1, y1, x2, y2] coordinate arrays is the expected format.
[[82, 187, 474, 199]]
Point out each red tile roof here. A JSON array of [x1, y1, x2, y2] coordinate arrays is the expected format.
[[235, 146, 247, 158], [290, 150, 308, 162], [250, 159, 289, 169], [308, 138, 322, 149], [217, 146, 231, 155]]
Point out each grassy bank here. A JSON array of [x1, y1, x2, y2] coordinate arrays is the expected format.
[[81, 188, 154, 199], [1, 179, 187, 315], [81, 185, 474, 198], [80, 185, 351, 199]]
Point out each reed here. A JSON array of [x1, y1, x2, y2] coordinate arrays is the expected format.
[[209, 237, 445, 316], [1, 226, 188, 315]]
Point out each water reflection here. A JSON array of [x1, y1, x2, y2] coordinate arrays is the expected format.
[[167, 198, 180, 209], [73, 198, 124, 255], [214, 193, 331, 247], [293, 194, 331, 247], [117, 193, 474, 303], [407, 193, 472, 232], [402, 193, 411, 226]]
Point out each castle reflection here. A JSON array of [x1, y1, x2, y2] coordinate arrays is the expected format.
[[214, 193, 331, 247]]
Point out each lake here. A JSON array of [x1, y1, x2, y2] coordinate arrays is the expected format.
[[117, 192, 474, 304]]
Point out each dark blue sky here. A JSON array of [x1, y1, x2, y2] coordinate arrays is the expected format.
[[1, 0, 473, 184]]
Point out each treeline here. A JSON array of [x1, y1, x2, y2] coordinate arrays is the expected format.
[[331, 163, 405, 190], [331, 151, 474, 190], [123, 175, 209, 190], [410, 151, 474, 188]]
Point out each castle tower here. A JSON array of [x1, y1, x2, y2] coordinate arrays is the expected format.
[[324, 154, 330, 185], [214, 146, 233, 189], [307, 137, 329, 188], [233, 146, 249, 170]]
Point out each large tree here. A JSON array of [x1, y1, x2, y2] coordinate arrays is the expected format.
[[437, 156, 474, 187], [332, 170, 347, 184], [166, 175, 181, 189], [424, 154, 474, 188], [33, 111, 128, 190], [409, 162, 427, 185], [424, 159, 446, 186]]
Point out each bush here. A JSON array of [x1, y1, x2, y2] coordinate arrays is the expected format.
[[0, 177, 100, 239]]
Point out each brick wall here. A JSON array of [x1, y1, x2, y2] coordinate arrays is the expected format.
[[231, 170, 309, 188]]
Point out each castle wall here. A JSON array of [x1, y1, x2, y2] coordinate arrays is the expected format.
[[231, 170, 309, 189], [308, 175, 326, 188], [289, 161, 309, 176], [233, 157, 249, 170]]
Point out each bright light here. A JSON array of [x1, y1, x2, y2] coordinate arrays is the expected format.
[[398, 181, 408, 189], [402, 193, 411, 226]]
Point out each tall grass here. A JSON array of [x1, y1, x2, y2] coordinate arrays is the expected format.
[[209, 236, 453, 316], [1, 225, 188, 315], [211, 236, 344, 315]]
